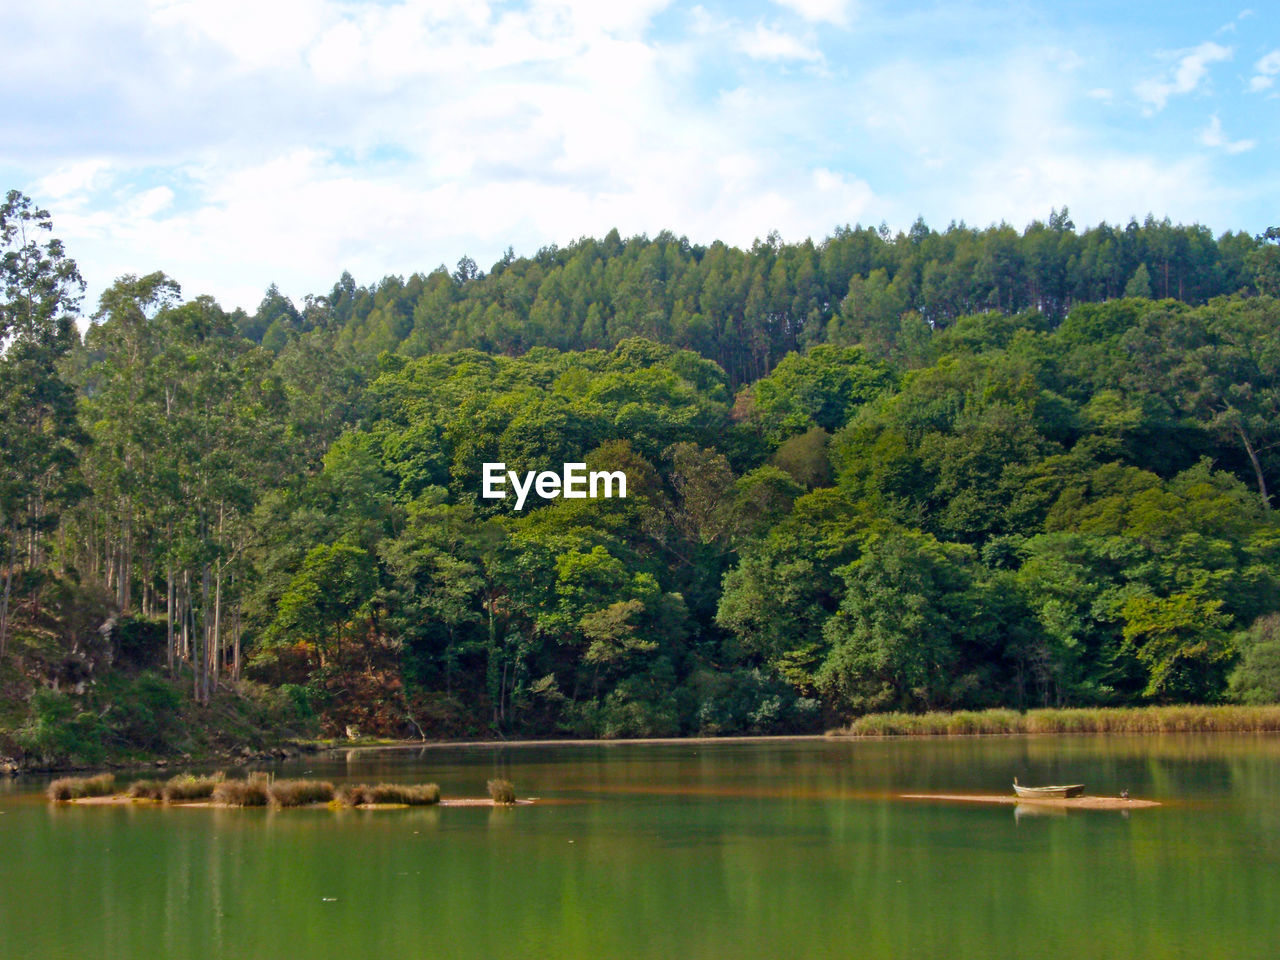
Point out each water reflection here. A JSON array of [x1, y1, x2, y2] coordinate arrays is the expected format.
[[2, 734, 1279, 960]]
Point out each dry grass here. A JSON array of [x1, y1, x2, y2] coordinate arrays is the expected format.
[[211, 779, 271, 806], [46, 773, 115, 802], [162, 772, 225, 802], [267, 779, 334, 807], [487, 778, 516, 804], [126, 779, 166, 800], [336, 782, 441, 806], [829, 705, 1280, 737]]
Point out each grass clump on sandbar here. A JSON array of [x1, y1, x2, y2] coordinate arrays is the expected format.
[[487, 779, 516, 804], [267, 779, 334, 807], [47, 773, 115, 802], [162, 772, 225, 802], [212, 779, 271, 807], [829, 704, 1280, 737], [126, 779, 166, 800], [336, 782, 441, 806]]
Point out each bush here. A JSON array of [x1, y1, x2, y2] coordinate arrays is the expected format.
[[336, 782, 441, 806], [267, 779, 334, 807], [18, 689, 109, 766], [212, 779, 270, 806], [47, 773, 115, 801], [487, 779, 516, 804], [1229, 614, 1280, 705], [127, 779, 166, 800], [113, 616, 168, 669], [690, 667, 817, 736], [102, 673, 182, 751], [162, 772, 225, 802]]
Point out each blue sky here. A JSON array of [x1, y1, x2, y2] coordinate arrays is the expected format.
[[2, 0, 1275, 311]]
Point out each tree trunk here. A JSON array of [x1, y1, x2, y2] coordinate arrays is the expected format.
[[166, 565, 175, 677], [233, 601, 242, 682], [0, 525, 14, 659], [181, 571, 191, 664], [200, 563, 211, 705], [212, 558, 222, 693], [1239, 426, 1272, 511]]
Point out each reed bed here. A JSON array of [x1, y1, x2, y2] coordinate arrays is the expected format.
[[46, 773, 115, 802], [336, 782, 441, 806], [267, 779, 334, 807], [487, 778, 516, 804], [162, 772, 225, 802], [211, 779, 270, 807], [829, 704, 1280, 738], [126, 779, 166, 800]]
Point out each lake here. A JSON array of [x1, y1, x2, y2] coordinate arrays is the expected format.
[[3, 734, 1278, 959]]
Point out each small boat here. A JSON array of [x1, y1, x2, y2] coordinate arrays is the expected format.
[[1012, 777, 1084, 799]]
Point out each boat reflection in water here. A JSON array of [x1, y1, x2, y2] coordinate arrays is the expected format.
[[1013, 802, 1068, 822]]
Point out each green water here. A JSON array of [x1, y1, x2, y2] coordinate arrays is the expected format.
[[3, 735, 1279, 959]]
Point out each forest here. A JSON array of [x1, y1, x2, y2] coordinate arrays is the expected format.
[[3, 187, 1280, 766]]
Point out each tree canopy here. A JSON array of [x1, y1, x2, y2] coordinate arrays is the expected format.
[[4, 193, 1280, 753]]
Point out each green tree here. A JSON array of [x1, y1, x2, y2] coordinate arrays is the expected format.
[[1123, 263, 1153, 298], [1250, 227, 1280, 297], [1119, 590, 1233, 701], [265, 541, 378, 670], [0, 191, 86, 655], [1228, 614, 1280, 704], [817, 528, 978, 714]]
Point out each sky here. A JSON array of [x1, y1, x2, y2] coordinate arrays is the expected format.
[[2, 0, 1276, 313]]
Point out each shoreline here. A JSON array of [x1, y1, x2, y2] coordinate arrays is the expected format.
[[328, 733, 829, 752], [11, 711, 1280, 780]]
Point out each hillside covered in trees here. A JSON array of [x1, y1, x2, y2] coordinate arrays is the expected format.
[[4, 188, 1280, 766]]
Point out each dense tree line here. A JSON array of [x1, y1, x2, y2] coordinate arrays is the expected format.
[[3, 191, 1280, 754], [237, 210, 1265, 387]]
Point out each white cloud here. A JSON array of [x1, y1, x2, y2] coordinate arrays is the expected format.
[[128, 186, 175, 218], [1135, 41, 1232, 112], [1249, 49, 1280, 92], [853, 49, 1239, 230], [1199, 114, 1255, 153], [6, 0, 1271, 314], [54, 143, 875, 312], [736, 24, 823, 62], [1044, 47, 1084, 72], [771, 0, 855, 27], [33, 160, 112, 201], [20, 0, 877, 310], [965, 153, 1231, 231], [147, 0, 334, 72]]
